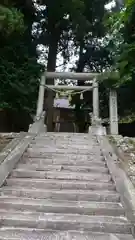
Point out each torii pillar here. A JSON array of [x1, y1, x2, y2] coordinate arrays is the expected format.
[[109, 89, 118, 135], [93, 79, 99, 119]]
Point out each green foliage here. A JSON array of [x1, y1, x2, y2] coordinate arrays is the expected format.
[[0, 5, 24, 35], [0, 35, 41, 113], [104, 0, 135, 85], [103, 0, 135, 119], [0, 1, 42, 115]]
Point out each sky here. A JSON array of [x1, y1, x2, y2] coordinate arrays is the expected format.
[[105, 0, 116, 9]]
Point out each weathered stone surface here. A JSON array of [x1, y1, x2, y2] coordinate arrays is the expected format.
[[0, 134, 36, 188], [0, 187, 120, 201], [0, 197, 124, 216], [98, 136, 135, 225], [0, 132, 134, 239], [0, 211, 132, 233], [0, 132, 25, 164], [5, 178, 116, 191], [11, 169, 111, 182], [0, 228, 134, 240], [17, 163, 109, 173], [26, 147, 102, 156], [30, 142, 100, 148], [22, 156, 105, 166]]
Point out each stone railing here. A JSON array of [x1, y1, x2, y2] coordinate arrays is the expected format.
[[28, 111, 47, 134], [89, 115, 106, 136]]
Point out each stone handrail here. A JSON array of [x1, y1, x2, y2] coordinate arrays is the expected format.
[[0, 132, 37, 187], [28, 111, 47, 134], [98, 135, 135, 226], [88, 114, 106, 136]]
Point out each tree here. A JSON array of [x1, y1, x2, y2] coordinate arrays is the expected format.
[[102, 0, 135, 121], [0, 4, 24, 35], [70, 0, 111, 131], [37, 0, 92, 130], [37, 0, 112, 131], [0, 1, 42, 121]]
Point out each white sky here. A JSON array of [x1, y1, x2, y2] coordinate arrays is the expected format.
[[105, 0, 116, 9]]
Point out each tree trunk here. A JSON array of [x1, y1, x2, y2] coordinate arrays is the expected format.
[[45, 37, 58, 132]]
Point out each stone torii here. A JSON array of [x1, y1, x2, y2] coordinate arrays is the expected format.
[[35, 71, 118, 135]]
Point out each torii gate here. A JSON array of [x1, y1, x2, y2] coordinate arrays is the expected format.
[[34, 71, 118, 135]]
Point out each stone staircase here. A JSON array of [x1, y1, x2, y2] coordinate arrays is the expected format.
[[0, 132, 134, 239]]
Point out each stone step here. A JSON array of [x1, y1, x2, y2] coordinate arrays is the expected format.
[[0, 211, 131, 234], [34, 136, 96, 140], [0, 196, 124, 216], [33, 140, 96, 145], [1, 132, 133, 238], [29, 143, 101, 151], [34, 137, 96, 140], [22, 156, 106, 166], [6, 177, 116, 191], [34, 136, 96, 142], [17, 163, 109, 173], [32, 141, 99, 147], [34, 133, 95, 139], [30, 139, 99, 145], [31, 141, 99, 147], [11, 169, 111, 182], [0, 187, 120, 202], [36, 140, 97, 145], [27, 147, 102, 155], [0, 228, 134, 240]]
